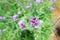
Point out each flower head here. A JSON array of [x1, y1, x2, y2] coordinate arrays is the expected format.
[[0, 16, 6, 20], [18, 19, 26, 29], [12, 14, 18, 21], [18, 19, 24, 25], [29, 16, 39, 26], [29, 16, 43, 28], [35, 0, 41, 3], [18, 11, 21, 15], [50, 6, 54, 11], [0, 16, 2, 19], [20, 24, 26, 29], [26, 4, 32, 8]]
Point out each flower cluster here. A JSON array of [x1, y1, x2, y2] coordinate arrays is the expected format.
[[0, 0, 54, 40], [0, 16, 6, 20], [29, 16, 39, 26], [29, 16, 43, 28]]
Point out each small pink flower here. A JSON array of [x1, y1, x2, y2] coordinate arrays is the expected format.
[[26, 4, 32, 8], [18, 11, 21, 15], [20, 24, 26, 29], [50, 6, 54, 11], [29, 16, 43, 28], [0, 16, 6, 20], [12, 14, 18, 21], [36, 0, 41, 3], [29, 16, 39, 26], [0, 16, 3, 19], [18, 19, 26, 29], [18, 20, 24, 25]]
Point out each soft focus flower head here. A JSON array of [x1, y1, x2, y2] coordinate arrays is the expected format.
[[29, 16, 39, 26], [18, 11, 21, 15], [12, 14, 18, 21], [18, 19, 26, 29], [18, 19, 24, 25], [35, 0, 41, 3], [29, 16, 44, 28], [50, 6, 54, 11], [26, 4, 32, 8], [0, 16, 6, 20], [20, 24, 26, 29], [0, 16, 2, 19]]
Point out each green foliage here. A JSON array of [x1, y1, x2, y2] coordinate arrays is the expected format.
[[0, 0, 54, 40]]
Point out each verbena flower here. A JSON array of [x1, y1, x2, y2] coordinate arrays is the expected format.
[[0, 16, 6, 20], [26, 4, 32, 8], [12, 14, 18, 21], [29, 16, 43, 28], [35, 0, 41, 3], [18, 19, 26, 29], [50, 6, 54, 11], [20, 24, 26, 29], [29, 16, 38, 26], [34, 20, 43, 28], [0, 16, 2, 19]]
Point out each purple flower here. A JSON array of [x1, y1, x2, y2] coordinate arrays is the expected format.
[[52, 0, 56, 2], [33, 22, 38, 26], [1, 29, 6, 32], [29, 16, 39, 26], [26, 4, 32, 8], [35, 0, 41, 3], [29, 16, 43, 28], [0, 16, 3, 19], [18, 19, 26, 29], [0, 16, 6, 20], [12, 14, 18, 21], [20, 24, 26, 29], [50, 6, 54, 11], [18, 19, 24, 25]]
